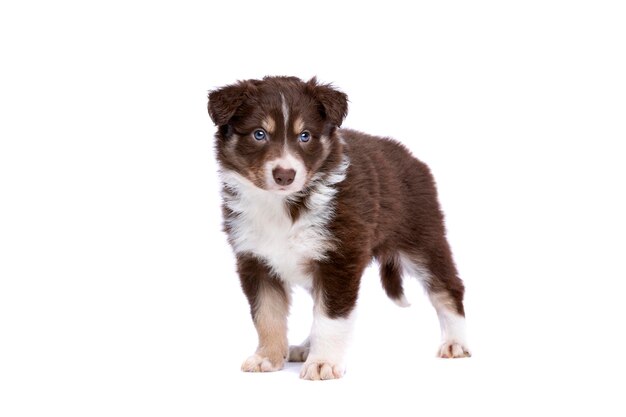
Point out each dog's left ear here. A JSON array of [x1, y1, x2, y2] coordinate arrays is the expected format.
[[306, 77, 348, 127], [207, 81, 256, 126]]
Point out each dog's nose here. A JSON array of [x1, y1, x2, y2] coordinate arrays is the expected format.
[[272, 167, 296, 186]]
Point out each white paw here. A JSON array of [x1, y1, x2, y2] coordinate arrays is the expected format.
[[300, 360, 345, 380], [288, 345, 310, 362], [241, 354, 284, 372], [437, 341, 471, 358]]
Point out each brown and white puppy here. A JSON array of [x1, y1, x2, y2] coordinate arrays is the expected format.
[[208, 76, 470, 381]]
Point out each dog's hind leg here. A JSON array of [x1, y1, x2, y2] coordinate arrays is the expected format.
[[401, 246, 471, 359], [288, 337, 310, 362]]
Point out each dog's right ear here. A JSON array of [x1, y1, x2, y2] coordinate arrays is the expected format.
[[207, 81, 255, 126]]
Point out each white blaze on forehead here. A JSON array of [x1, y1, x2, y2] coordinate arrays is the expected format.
[[280, 93, 289, 134]]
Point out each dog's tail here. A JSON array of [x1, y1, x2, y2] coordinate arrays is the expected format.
[[379, 258, 411, 307]]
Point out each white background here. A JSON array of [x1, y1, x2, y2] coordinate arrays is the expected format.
[[1, 1, 625, 415]]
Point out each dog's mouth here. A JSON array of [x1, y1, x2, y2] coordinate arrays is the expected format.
[[265, 183, 304, 195]]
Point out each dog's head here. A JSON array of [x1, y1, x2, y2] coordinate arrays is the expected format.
[[208, 76, 348, 195]]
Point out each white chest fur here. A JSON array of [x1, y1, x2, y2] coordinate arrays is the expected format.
[[220, 163, 347, 287]]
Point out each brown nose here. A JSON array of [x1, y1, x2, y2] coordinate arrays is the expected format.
[[272, 167, 296, 186]]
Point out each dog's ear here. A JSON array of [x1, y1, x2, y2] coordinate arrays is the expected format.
[[207, 81, 256, 126], [306, 77, 348, 127]]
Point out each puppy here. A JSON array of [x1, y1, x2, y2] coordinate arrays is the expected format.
[[208, 76, 470, 380]]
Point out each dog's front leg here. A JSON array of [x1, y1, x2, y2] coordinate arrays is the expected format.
[[300, 256, 364, 381], [237, 255, 290, 372]]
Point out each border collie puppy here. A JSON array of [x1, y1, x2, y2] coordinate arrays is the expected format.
[[208, 76, 470, 381]]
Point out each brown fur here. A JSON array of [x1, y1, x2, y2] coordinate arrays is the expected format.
[[208, 76, 467, 366]]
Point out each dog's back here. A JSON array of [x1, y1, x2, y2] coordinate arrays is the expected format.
[[337, 129, 466, 314]]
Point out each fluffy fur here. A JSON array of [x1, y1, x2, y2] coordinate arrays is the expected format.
[[208, 76, 470, 380]]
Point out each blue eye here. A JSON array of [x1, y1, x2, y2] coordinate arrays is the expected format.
[[253, 129, 266, 141], [299, 131, 311, 142]]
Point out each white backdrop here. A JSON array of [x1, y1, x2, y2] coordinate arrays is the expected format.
[[1, 1, 625, 416]]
